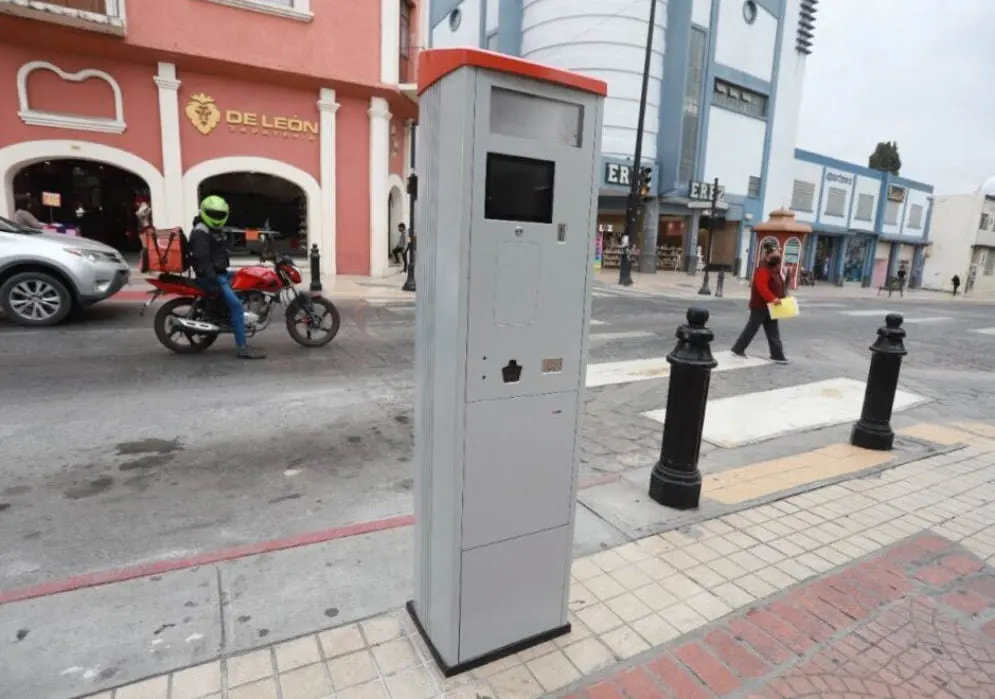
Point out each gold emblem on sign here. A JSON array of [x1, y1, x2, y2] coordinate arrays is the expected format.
[[185, 93, 222, 135]]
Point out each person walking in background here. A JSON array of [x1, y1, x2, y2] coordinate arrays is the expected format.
[[731, 244, 789, 364], [952, 274, 961, 296]]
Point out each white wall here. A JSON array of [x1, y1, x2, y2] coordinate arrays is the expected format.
[[761, 0, 807, 219], [788, 159, 821, 223], [818, 167, 854, 226], [714, 0, 776, 82], [900, 188, 931, 240], [702, 107, 764, 196], [521, 0, 666, 161], [850, 175, 879, 233], [922, 194, 979, 290], [691, 0, 710, 27], [431, 0, 482, 48]]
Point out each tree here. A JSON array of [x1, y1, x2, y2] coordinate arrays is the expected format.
[[868, 141, 902, 175]]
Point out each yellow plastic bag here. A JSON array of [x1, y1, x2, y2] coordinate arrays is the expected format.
[[767, 296, 799, 320]]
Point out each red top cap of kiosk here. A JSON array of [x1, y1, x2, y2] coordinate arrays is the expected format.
[[417, 48, 608, 97]]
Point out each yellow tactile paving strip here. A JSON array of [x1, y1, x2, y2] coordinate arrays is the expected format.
[[703, 442, 893, 504], [897, 423, 974, 446]]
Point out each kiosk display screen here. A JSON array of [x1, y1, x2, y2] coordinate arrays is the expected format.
[[484, 153, 555, 224]]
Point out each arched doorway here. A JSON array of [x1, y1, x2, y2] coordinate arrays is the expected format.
[[197, 172, 307, 259], [182, 157, 322, 264], [11, 158, 151, 252]]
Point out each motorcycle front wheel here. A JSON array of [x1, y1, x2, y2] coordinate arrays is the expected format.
[[285, 295, 340, 347], [154, 297, 219, 354]]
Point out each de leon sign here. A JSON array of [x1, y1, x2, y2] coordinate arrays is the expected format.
[[185, 93, 319, 141]]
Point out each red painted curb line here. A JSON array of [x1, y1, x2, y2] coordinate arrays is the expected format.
[[0, 513, 414, 606], [0, 474, 623, 606]]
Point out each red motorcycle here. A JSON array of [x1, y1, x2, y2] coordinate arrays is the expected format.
[[143, 246, 340, 354]]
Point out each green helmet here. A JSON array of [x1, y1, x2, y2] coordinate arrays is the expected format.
[[199, 195, 230, 229]]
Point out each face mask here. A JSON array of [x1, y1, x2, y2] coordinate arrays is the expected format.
[[768, 256, 781, 266]]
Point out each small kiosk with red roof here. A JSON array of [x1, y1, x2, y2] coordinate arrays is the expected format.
[[408, 48, 606, 675]]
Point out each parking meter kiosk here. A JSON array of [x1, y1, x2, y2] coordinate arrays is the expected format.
[[409, 48, 607, 675]]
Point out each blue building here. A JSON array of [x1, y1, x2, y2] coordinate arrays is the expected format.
[[426, 0, 819, 277], [788, 149, 934, 288]]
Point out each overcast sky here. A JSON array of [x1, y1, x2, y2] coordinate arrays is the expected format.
[[797, 0, 995, 194]]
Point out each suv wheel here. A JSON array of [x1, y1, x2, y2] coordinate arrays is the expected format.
[[0, 271, 73, 327]]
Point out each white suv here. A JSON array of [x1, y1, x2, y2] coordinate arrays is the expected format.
[[0, 216, 131, 327]]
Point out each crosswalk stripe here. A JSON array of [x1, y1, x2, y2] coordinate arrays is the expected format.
[[901, 316, 954, 324], [972, 328, 995, 335], [586, 351, 769, 388], [589, 331, 656, 342]]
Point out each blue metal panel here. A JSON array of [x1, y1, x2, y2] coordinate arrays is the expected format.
[[479, 0, 487, 46], [813, 165, 827, 226], [845, 174, 858, 229], [861, 235, 877, 286], [923, 197, 934, 242], [712, 63, 771, 95], [430, 0, 465, 30], [694, 0, 721, 181], [897, 184, 910, 236], [874, 173, 890, 232], [498, 0, 522, 56], [656, 0, 692, 193], [886, 241, 898, 278], [756, 0, 786, 208]]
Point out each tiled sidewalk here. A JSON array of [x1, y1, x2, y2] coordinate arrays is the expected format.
[[85, 422, 995, 699]]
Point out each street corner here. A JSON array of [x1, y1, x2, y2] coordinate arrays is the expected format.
[[575, 418, 978, 542], [562, 532, 995, 699]]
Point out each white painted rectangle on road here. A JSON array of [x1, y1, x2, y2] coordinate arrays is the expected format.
[[585, 351, 769, 388], [839, 310, 898, 317], [590, 319, 607, 326], [901, 316, 953, 324], [972, 327, 995, 335], [589, 331, 656, 342], [642, 377, 931, 448]]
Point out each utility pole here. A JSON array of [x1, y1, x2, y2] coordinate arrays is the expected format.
[[697, 177, 720, 295], [620, 0, 658, 286]]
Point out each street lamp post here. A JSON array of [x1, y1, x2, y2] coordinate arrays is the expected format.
[[620, 0, 658, 287], [697, 177, 720, 296]]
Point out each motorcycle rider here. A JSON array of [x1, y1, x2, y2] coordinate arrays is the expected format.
[[188, 195, 266, 359]]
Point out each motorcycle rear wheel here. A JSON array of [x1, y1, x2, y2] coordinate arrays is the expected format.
[[285, 296, 340, 347], [154, 297, 219, 354]]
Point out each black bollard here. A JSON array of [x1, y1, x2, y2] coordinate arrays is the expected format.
[[309, 243, 322, 292], [851, 313, 907, 451], [402, 235, 416, 292], [648, 307, 718, 510], [619, 245, 634, 286]]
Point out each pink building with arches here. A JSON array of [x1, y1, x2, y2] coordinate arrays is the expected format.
[[0, 0, 423, 278]]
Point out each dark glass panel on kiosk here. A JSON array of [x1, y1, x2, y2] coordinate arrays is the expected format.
[[484, 153, 555, 224]]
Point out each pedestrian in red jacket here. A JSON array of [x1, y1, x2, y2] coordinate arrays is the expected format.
[[731, 245, 789, 364]]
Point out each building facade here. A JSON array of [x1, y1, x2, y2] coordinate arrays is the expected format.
[[427, 0, 818, 277], [0, 0, 424, 280], [788, 149, 933, 288], [921, 191, 995, 295]]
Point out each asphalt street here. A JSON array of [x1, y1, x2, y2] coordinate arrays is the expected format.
[[2, 283, 993, 591], [2, 280, 995, 697]]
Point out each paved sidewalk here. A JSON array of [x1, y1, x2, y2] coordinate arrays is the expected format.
[[75, 421, 995, 699], [598, 270, 995, 305]]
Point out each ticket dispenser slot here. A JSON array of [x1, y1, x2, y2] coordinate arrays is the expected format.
[[410, 48, 605, 676]]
